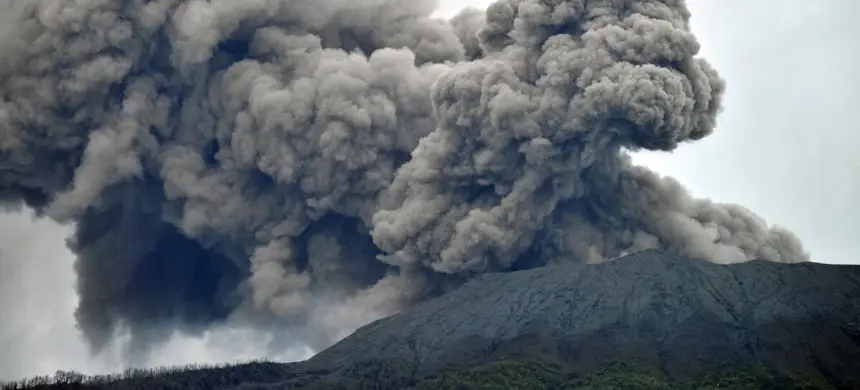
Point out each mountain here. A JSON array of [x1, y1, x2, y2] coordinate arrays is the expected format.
[[5, 250, 860, 389]]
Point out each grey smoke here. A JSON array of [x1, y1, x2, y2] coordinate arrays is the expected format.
[[0, 0, 807, 360]]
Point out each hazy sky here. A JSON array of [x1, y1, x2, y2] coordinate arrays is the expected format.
[[1, 0, 858, 382]]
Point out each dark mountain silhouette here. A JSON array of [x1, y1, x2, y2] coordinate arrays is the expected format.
[[4, 250, 860, 389]]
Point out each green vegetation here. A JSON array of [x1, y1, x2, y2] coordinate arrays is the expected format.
[[691, 363, 835, 390], [409, 359, 672, 389], [557, 361, 672, 390], [409, 359, 835, 390], [0, 357, 838, 390], [413, 357, 564, 390], [0, 360, 295, 390], [292, 358, 416, 389]]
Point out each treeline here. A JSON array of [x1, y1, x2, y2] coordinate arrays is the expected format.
[[0, 360, 295, 390], [1, 357, 837, 390]]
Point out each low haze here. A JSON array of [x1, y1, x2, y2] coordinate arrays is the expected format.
[[1, 0, 857, 382]]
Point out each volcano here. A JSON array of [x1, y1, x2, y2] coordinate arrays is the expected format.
[[9, 250, 857, 389], [283, 249, 860, 389]]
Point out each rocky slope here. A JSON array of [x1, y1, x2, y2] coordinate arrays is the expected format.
[[5, 249, 860, 389], [290, 249, 860, 388]]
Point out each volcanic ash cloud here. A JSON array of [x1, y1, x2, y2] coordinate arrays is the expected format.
[[0, 0, 807, 356]]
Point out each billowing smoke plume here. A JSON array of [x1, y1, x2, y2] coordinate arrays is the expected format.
[[0, 0, 807, 358]]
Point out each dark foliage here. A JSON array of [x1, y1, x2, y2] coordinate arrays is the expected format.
[[1, 357, 839, 390], [0, 360, 295, 390]]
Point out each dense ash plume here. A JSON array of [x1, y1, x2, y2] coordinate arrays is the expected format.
[[0, 0, 807, 357]]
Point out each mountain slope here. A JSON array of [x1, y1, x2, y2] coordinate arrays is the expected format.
[[4, 250, 859, 389], [290, 249, 860, 388]]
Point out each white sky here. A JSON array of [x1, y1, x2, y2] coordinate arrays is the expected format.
[[1, 0, 858, 382]]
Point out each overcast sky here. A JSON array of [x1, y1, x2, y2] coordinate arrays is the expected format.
[[1, 0, 858, 382]]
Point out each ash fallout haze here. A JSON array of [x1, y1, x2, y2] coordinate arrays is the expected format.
[[0, 0, 855, 381]]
